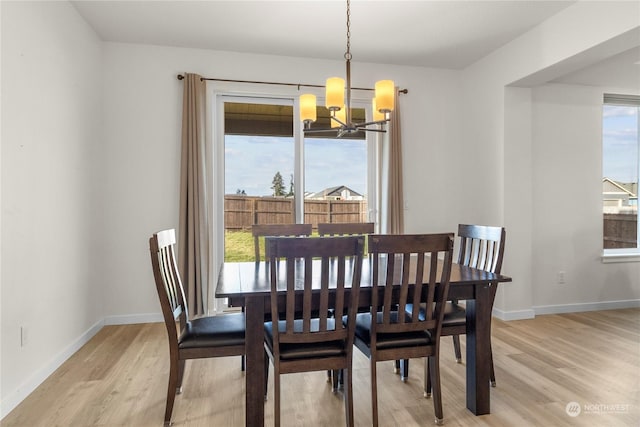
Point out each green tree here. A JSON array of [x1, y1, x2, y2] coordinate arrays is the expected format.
[[271, 171, 285, 196], [286, 174, 294, 197]]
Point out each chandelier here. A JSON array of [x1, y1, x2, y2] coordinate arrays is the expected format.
[[299, 0, 395, 137]]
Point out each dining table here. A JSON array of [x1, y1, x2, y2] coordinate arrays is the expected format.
[[216, 256, 512, 426]]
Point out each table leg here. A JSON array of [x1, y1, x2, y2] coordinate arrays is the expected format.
[[465, 283, 491, 415], [245, 297, 265, 426]]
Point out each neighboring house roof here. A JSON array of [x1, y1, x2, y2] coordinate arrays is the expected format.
[[603, 178, 637, 198], [306, 185, 363, 199]]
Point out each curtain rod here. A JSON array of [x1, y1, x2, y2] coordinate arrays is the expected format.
[[176, 74, 408, 94]]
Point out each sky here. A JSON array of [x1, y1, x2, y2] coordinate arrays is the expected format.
[[224, 135, 367, 197], [224, 104, 638, 197], [603, 105, 639, 184]]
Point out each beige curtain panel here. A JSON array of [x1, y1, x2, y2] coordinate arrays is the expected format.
[[387, 87, 405, 234], [178, 73, 209, 317]]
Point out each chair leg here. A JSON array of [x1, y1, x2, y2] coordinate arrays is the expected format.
[[428, 355, 444, 425], [489, 346, 496, 387], [423, 357, 432, 398], [371, 360, 379, 427], [264, 352, 270, 400], [452, 335, 462, 363], [400, 359, 409, 381], [332, 369, 340, 393], [394, 359, 400, 374], [274, 366, 281, 427], [164, 357, 180, 426], [344, 365, 354, 427], [176, 359, 186, 394]]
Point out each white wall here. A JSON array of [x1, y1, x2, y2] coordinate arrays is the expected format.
[[461, 0, 640, 319], [1, 1, 103, 416], [99, 42, 464, 319], [531, 83, 640, 312]]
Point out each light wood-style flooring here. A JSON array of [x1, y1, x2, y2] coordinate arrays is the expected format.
[[3, 308, 639, 426]]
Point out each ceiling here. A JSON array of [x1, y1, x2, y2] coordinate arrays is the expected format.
[[72, 0, 639, 86], [72, 0, 576, 69]]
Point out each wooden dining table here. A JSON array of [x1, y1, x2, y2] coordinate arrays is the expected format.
[[216, 257, 512, 426]]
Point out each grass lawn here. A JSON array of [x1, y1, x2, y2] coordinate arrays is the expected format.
[[224, 229, 366, 262], [224, 230, 255, 262]]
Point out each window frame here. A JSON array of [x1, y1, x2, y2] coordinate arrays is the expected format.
[[601, 93, 640, 262]]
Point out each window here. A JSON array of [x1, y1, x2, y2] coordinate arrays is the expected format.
[[602, 94, 639, 258], [217, 94, 377, 262]]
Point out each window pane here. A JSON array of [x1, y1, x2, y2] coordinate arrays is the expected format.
[[603, 103, 639, 250], [224, 101, 295, 262], [304, 107, 368, 225]]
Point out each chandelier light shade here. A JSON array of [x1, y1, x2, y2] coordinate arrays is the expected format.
[[372, 99, 385, 122], [332, 106, 347, 128], [300, 0, 395, 137], [374, 80, 395, 113], [300, 94, 317, 124], [325, 77, 345, 111]]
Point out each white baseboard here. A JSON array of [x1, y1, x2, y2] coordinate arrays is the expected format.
[[103, 312, 164, 325], [533, 299, 640, 316], [492, 307, 536, 321], [0, 319, 105, 419]]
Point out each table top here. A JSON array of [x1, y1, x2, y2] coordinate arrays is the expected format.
[[216, 257, 511, 298]]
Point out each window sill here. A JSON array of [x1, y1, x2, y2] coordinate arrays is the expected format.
[[602, 250, 640, 263]]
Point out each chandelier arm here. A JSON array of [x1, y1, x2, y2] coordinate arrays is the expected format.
[[357, 119, 390, 127], [331, 115, 348, 127]]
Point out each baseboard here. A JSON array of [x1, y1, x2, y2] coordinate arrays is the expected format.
[[103, 312, 164, 325], [533, 299, 640, 315], [0, 319, 105, 419], [492, 307, 536, 321]]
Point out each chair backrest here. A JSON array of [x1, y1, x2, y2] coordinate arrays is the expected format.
[[265, 236, 364, 350], [149, 229, 188, 344], [368, 233, 454, 339], [252, 223, 313, 261], [317, 222, 375, 236], [457, 224, 506, 274]]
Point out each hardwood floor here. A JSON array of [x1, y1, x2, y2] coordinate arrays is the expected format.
[[3, 309, 639, 426]]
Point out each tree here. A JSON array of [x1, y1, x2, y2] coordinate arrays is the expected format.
[[236, 189, 246, 195], [271, 171, 286, 197], [286, 174, 294, 197]]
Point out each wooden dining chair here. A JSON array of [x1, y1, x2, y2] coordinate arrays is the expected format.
[[263, 235, 364, 427], [252, 223, 313, 261], [318, 222, 374, 385], [238, 223, 314, 371], [149, 229, 245, 426], [400, 224, 506, 389], [350, 233, 454, 426], [318, 222, 375, 237]]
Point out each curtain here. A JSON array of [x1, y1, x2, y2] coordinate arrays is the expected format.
[[380, 88, 405, 234], [178, 73, 209, 317]]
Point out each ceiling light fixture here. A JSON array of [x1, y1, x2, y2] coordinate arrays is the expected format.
[[300, 0, 394, 137]]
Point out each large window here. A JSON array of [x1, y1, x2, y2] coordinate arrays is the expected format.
[[218, 94, 376, 262], [602, 94, 639, 255]]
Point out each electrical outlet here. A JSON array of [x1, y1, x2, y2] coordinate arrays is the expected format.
[[557, 271, 566, 284], [20, 326, 28, 347]]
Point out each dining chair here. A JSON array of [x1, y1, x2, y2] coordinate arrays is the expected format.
[[318, 222, 374, 386], [239, 223, 314, 372], [317, 222, 375, 237], [149, 229, 245, 426], [350, 233, 454, 426], [263, 235, 364, 427], [252, 223, 313, 261], [400, 224, 506, 389]]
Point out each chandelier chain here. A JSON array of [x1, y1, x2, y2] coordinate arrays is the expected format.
[[345, 0, 352, 60]]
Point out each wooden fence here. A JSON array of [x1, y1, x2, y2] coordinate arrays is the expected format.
[[224, 195, 368, 230], [604, 212, 638, 249]]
